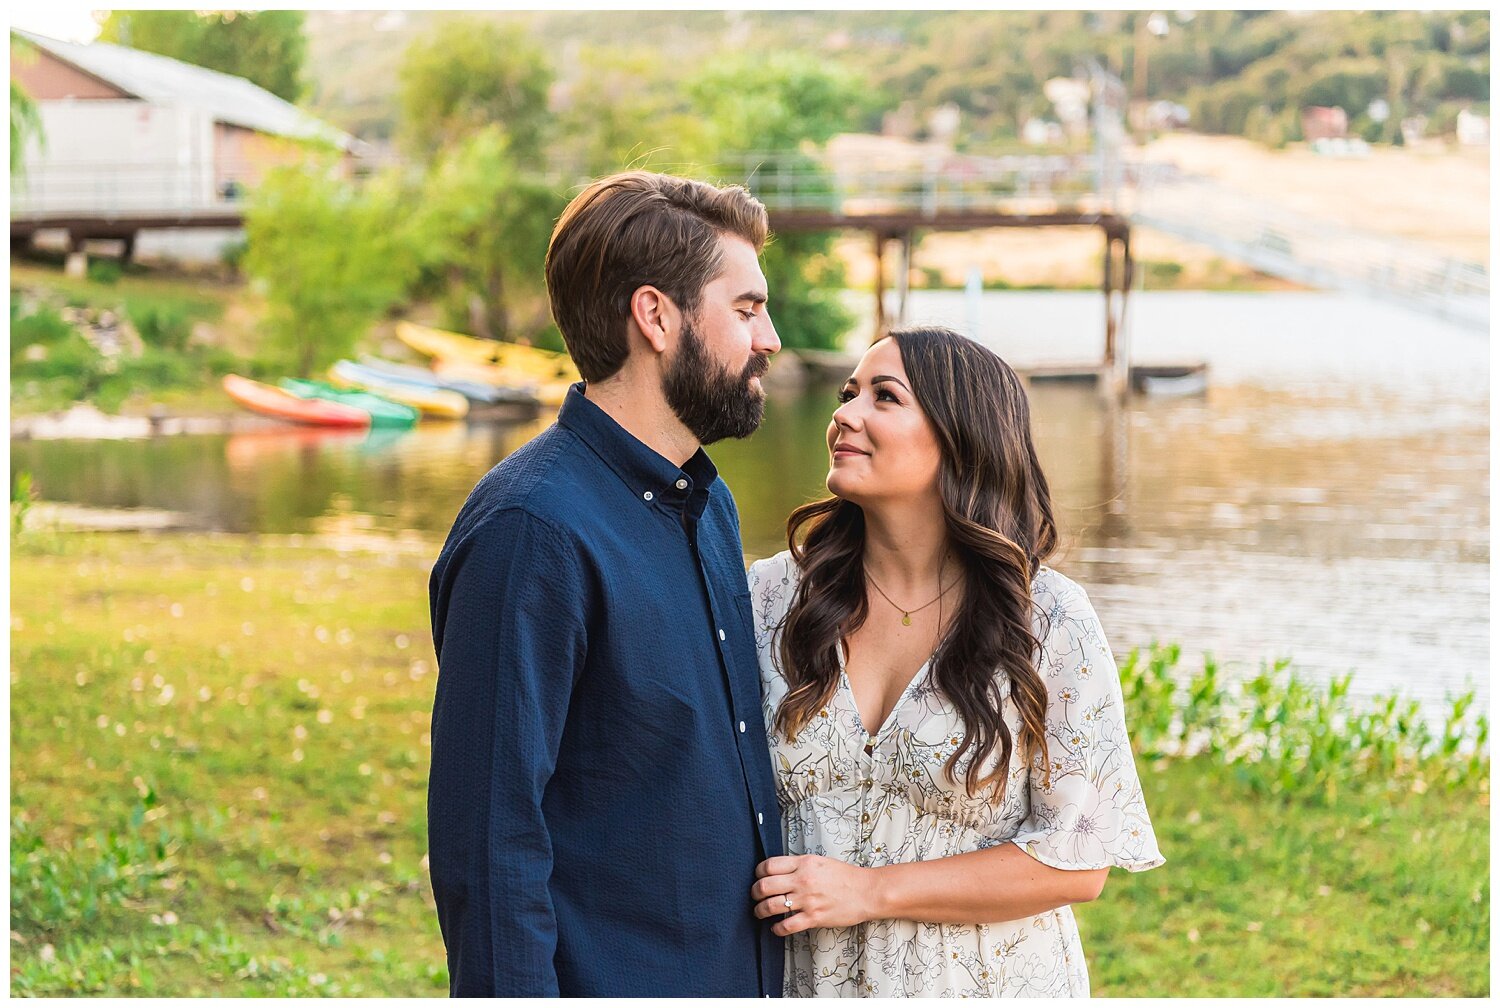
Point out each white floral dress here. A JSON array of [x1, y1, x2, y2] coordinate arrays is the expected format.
[[747, 551, 1164, 998]]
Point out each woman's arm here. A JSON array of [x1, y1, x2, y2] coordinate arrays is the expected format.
[[751, 848, 1108, 936]]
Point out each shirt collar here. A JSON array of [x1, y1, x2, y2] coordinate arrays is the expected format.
[[557, 382, 718, 520]]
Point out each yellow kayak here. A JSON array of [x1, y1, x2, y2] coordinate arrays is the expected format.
[[396, 321, 580, 384], [328, 360, 470, 419], [432, 357, 573, 407]]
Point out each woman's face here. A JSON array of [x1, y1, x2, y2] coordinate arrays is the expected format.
[[825, 337, 945, 507]]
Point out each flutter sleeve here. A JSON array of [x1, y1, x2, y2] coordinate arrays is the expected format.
[[1006, 572, 1165, 873]]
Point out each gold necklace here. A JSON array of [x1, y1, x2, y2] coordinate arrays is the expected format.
[[865, 556, 958, 626]]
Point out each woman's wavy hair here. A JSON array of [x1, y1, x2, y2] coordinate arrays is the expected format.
[[775, 325, 1059, 799]]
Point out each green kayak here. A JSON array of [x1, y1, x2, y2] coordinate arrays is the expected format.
[[278, 378, 419, 428]]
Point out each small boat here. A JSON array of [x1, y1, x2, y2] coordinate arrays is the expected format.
[[279, 378, 419, 428], [355, 355, 539, 407], [792, 347, 863, 385], [328, 361, 470, 419], [222, 374, 371, 428], [1130, 363, 1209, 397], [396, 320, 580, 383], [432, 357, 573, 407]]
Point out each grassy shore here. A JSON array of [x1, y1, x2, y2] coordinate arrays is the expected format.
[[9, 530, 1489, 996]]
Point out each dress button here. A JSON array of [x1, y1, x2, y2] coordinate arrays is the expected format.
[[738, 720, 746, 733], [675, 478, 688, 490], [718, 628, 726, 641], [642, 491, 653, 501]]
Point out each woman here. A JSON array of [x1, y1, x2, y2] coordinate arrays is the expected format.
[[746, 326, 1163, 997]]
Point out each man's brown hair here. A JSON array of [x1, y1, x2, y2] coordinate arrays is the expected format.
[[545, 170, 769, 383]]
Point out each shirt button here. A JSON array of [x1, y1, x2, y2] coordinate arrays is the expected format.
[[642, 491, 653, 501], [675, 478, 688, 490], [738, 720, 746, 733], [718, 628, 726, 641], [757, 812, 764, 825]]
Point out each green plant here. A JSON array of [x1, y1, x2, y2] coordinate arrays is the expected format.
[[1118, 643, 1489, 804], [12, 469, 35, 537], [86, 260, 124, 285], [132, 302, 193, 352]]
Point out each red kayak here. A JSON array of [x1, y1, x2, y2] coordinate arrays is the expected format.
[[222, 374, 370, 428]]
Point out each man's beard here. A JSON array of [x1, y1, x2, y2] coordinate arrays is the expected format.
[[661, 316, 770, 445]]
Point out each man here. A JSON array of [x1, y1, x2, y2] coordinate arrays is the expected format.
[[427, 171, 784, 996]]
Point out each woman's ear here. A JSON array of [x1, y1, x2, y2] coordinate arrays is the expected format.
[[629, 285, 678, 355]]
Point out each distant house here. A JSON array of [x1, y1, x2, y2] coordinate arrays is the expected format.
[[10, 29, 367, 264]]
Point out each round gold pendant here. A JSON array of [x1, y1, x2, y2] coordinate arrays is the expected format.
[[902, 613, 912, 626]]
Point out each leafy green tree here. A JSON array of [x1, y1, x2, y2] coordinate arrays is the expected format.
[[408, 126, 565, 342], [98, 10, 306, 103], [552, 47, 712, 177], [396, 16, 552, 162], [685, 52, 864, 351], [10, 37, 43, 178], [244, 160, 415, 376]]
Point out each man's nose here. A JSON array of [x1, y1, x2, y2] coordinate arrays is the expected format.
[[755, 312, 781, 356]]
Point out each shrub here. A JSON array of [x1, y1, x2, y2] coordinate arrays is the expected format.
[[10, 304, 76, 351], [131, 301, 193, 352], [85, 259, 123, 285]]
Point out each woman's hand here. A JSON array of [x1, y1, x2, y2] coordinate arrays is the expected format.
[[750, 855, 882, 936]]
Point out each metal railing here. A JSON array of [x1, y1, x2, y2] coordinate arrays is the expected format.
[[712, 151, 1110, 216], [1132, 168, 1489, 330], [13, 159, 309, 218]]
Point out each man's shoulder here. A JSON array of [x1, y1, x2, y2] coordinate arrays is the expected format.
[[447, 425, 602, 543]]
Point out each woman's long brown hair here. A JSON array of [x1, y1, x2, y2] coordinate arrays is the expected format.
[[775, 326, 1059, 799]]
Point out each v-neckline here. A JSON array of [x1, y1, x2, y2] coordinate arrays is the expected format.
[[837, 640, 933, 747]]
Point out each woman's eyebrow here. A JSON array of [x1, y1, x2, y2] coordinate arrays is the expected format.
[[871, 375, 911, 392]]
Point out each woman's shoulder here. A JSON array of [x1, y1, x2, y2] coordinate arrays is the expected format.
[[747, 549, 799, 589], [1030, 564, 1099, 623]]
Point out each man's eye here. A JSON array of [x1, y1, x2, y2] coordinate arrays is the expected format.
[[738, 309, 755, 320]]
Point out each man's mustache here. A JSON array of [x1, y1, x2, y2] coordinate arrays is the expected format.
[[743, 354, 770, 380]]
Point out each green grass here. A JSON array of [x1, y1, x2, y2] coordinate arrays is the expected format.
[[9, 531, 1490, 995]]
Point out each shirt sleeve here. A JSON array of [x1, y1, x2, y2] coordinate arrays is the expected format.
[[427, 508, 588, 995], [1007, 575, 1165, 874]]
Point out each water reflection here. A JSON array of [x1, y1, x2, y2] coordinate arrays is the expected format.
[[12, 292, 1487, 714]]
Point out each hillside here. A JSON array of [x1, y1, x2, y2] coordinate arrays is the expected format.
[[302, 10, 1489, 149]]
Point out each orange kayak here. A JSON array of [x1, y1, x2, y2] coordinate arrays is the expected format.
[[222, 374, 371, 428]]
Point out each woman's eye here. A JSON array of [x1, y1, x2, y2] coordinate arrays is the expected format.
[[876, 389, 899, 403], [836, 389, 855, 403]]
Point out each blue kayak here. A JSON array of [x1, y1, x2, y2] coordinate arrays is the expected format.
[[356, 355, 539, 406]]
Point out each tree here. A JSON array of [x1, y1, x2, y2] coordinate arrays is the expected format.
[[396, 16, 553, 162], [10, 37, 43, 178], [244, 160, 415, 376], [98, 10, 306, 103], [408, 126, 565, 343], [685, 52, 865, 351]]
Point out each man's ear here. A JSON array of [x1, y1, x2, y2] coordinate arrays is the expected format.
[[629, 285, 679, 355]]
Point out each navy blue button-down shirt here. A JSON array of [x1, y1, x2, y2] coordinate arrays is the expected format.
[[428, 383, 784, 997]]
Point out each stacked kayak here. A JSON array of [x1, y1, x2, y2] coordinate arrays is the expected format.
[[397, 320, 578, 377], [431, 357, 572, 407], [396, 321, 579, 405], [223, 374, 370, 428], [328, 360, 469, 419], [279, 378, 419, 428], [355, 355, 538, 407]]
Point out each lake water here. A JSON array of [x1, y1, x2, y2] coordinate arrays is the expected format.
[[12, 291, 1488, 715]]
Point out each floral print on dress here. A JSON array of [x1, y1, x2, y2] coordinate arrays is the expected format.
[[747, 551, 1164, 998]]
